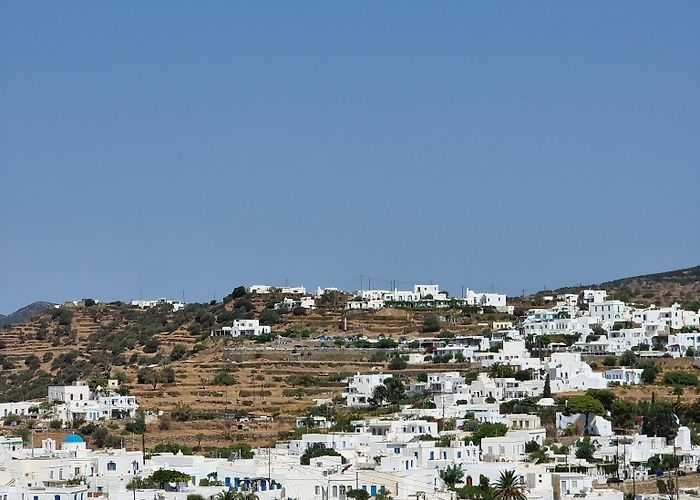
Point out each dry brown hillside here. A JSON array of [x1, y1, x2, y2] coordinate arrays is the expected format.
[[0, 291, 506, 451]]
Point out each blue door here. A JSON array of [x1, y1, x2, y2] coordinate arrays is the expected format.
[[370, 485, 377, 496]]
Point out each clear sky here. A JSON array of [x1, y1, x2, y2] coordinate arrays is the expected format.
[[1, 2, 699, 313]]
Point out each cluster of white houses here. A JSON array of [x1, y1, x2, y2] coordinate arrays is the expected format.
[[246, 282, 512, 314], [2, 363, 698, 500], [342, 345, 610, 411], [347, 284, 511, 313], [0, 380, 138, 425], [519, 291, 700, 358]]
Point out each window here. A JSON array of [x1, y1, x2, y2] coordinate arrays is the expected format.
[[107, 461, 116, 471]]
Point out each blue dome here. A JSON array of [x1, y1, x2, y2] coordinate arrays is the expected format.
[[63, 434, 84, 443]]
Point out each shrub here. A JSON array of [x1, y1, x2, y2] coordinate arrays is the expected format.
[[640, 362, 660, 384], [171, 403, 193, 422], [24, 355, 41, 370], [469, 422, 508, 446], [602, 356, 617, 367], [388, 355, 408, 370], [169, 344, 188, 361], [143, 338, 160, 353], [212, 371, 237, 386], [158, 414, 172, 430], [300, 443, 345, 465], [620, 350, 637, 367], [259, 309, 280, 326], [422, 315, 441, 333], [377, 337, 398, 349], [213, 442, 254, 459], [663, 371, 699, 387]]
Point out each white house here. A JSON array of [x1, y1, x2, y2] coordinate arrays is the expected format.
[[583, 290, 608, 304], [589, 300, 630, 324], [604, 368, 643, 385], [130, 298, 185, 311], [342, 373, 393, 407], [48, 381, 138, 423], [212, 319, 271, 337], [464, 289, 507, 308], [545, 352, 608, 392], [666, 332, 700, 357]]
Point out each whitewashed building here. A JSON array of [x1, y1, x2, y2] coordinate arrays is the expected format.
[[342, 373, 393, 407]]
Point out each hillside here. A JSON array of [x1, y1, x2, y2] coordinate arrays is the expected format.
[[1, 267, 698, 452], [540, 265, 700, 307], [0, 291, 508, 450]]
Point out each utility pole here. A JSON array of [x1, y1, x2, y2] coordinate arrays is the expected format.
[[355, 471, 359, 490], [360, 274, 363, 291], [141, 433, 146, 465], [268, 447, 272, 484], [674, 442, 679, 500]]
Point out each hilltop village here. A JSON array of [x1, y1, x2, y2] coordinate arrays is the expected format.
[[1, 282, 700, 500]]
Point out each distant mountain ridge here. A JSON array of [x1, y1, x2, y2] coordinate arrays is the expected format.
[[0, 301, 56, 327]]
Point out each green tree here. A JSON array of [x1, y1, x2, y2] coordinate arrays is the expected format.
[[524, 440, 540, 453], [383, 377, 406, 403], [388, 355, 408, 370], [543, 374, 551, 398], [493, 470, 527, 500], [300, 443, 345, 465], [619, 350, 637, 367], [214, 442, 255, 459], [487, 363, 515, 378], [575, 436, 596, 460], [212, 371, 237, 386], [440, 464, 465, 490], [602, 356, 617, 367], [346, 490, 370, 500], [641, 398, 679, 440], [215, 491, 259, 500], [372, 385, 390, 406], [169, 344, 188, 361], [24, 354, 41, 370], [124, 409, 147, 434], [470, 423, 508, 446], [149, 470, 191, 489], [422, 315, 441, 333], [585, 389, 617, 411], [259, 309, 279, 326], [640, 363, 660, 384], [376, 490, 393, 500], [567, 395, 606, 435], [610, 399, 637, 430]]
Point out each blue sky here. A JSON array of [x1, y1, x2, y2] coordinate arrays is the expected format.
[[1, 2, 699, 313]]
